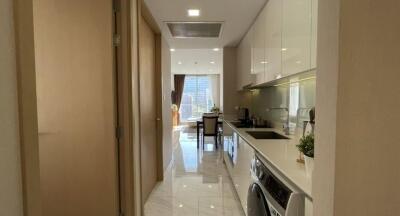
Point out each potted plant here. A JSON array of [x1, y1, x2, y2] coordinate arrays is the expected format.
[[296, 134, 314, 177], [210, 104, 220, 114]]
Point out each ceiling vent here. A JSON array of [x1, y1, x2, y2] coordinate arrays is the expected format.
[[166, 22, 223, 38]]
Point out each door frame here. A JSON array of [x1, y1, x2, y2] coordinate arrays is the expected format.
[[13, 0, 141, 216]]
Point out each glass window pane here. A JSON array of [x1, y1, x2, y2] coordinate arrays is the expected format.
[[179, 75, 213, 122]]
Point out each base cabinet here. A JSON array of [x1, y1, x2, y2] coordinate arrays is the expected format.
[[223, 128, 254, 215], [223, 123, 313, 216]]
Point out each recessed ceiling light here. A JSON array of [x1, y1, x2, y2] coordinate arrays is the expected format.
[[178, 61, 182, 65], [281, 48, 288, 51], [213, 48, 220, 51], [188, 9, 200, 17], [210, 205, 215, 209], [170, 48, 175, 52], [179, 204, 184, 208], [210, 61, 215, 64], [261, 61, 268, 64]]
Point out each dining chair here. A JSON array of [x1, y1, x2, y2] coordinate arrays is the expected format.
[[201, 116, 219, 150], [202, 112, 218, 117]]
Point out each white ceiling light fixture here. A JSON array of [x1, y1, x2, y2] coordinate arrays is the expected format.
[[170, 48, 176, 52], [213, 48, 220, 51], [281, 48, 288, 51], [188, 9, 200, 17], [178, 61, 182, 65], [210, 61, 215, 64]]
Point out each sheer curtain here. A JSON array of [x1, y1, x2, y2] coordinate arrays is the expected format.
[[208, 75, 220, 108]]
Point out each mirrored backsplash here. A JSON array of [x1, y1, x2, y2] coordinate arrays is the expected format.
[[238, 76, 316, 129]]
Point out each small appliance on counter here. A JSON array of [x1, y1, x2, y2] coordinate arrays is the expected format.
[[237, 107, 250, 122], [233, 107, 271, 128], [247, 155, 304, 216]]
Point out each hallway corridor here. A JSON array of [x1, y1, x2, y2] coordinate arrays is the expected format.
[[144, 127, 245, 216]]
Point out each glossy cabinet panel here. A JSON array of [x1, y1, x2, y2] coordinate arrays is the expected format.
[[264, 0, 283, 82], [282, 0, 312, 76], [237, 28, 255, 90], [231, 134, 254, 215], [236, 0, 317, 89], [223, 124, 254, 215], [252, 9, 266, 85], [310, 0, 318, 69]]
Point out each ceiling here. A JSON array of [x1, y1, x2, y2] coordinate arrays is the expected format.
[[144, 0, 267, 49], [171, 49, 223, 75]]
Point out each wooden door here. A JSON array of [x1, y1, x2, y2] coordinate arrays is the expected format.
[[139, 16, 158, 203], [33, 0, 119, 215]]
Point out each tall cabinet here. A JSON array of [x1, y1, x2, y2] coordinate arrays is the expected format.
[[237, 27, 255, 91], [236, 0, 317, 89]]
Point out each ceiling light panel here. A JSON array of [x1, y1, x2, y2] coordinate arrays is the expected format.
[[188, 9, 200, 17]]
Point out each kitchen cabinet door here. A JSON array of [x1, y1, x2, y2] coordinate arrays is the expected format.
[[282, 0, 312, 76], [252, 9, 266, 85], [223, 123, 236, 176], [231, 135, 254, 213], [310, 0, 318, 69], [264, 0, 283, 82], [237, 28, 255, 91]]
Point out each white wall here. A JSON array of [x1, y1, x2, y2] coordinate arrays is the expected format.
[[313, 0, 339, 215], [0, 0, 24, 215], [333, 0, 400, 215], [315, 0, 400, 215], [161, 36, 173, 171]]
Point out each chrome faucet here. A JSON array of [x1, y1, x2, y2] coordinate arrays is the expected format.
[[266, 107, 290, 135]]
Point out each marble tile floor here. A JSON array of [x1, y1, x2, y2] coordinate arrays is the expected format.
[[144, 127, 245, 216]]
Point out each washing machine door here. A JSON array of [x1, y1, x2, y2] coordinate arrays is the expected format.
[[247, 183, 271, 216]]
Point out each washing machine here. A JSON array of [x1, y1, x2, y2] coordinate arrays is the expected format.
[[247, 155, 305, 216]]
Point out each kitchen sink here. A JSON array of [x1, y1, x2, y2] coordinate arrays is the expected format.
[[246, 131, 289, 140], [230, 121, 271, 129]]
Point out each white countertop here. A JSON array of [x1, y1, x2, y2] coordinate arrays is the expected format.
[[224, 119, 313, 200]]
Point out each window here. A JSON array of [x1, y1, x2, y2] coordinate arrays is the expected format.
[[180, 75, 214, 122]]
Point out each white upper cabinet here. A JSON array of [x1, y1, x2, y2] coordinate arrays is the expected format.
[[264, 0, 283, 82], [236, 0, 317, 89], [236, 27, 255, 91], [252, 9, 266, 85], [281, 0, 312, 76], [310, 0, 318, 69]]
